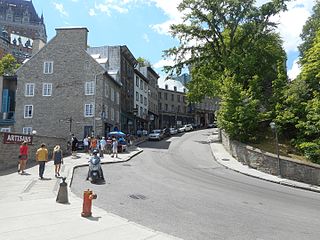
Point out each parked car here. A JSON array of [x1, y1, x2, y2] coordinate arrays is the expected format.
[[178, 125, 186, 133], [185, 124, 193, 132], [162, 128, 171, 138], [148, 129, 164, 141], [207, 122, 217, 128], [169, 127, 178, 135]]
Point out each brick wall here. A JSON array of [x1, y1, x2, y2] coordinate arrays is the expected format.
[[220, 130, 320, 186], [0, 132, 68, 171]]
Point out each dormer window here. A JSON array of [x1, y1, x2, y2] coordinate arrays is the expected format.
[[174, 86, 177, 91], [165, 84, 168, 90]]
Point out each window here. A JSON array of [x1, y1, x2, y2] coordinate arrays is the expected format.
[[174, 86, 177, 91], [136, 91, 139, 102], [165, 104, 168, 111], [85, 81, 95, 95], [165, 84, 168, 90], [1, 128, 10, 132], [42, 83, 52, 96], [159, 92, 162, 99], [105, 106, 109, 119], [140, 106, 143, 116], [144, 97, 147, 106], [84, 104, 94, 117], [177, 95, 180, 102], [140, 79, 143, 90], [24, 105, 33, 118], [43, 61, 53, 74], [178, 105, 181, 112], [140, 94, 143, 104], [136, 76, 139, 87], [171, 105, 175, 112], [116, 92, 120, 104], [105, 84, 109, 98], [111, 88, 115, 101], [171, 94, 174, 101], [164, 93, 167, 100], [159, 103, 162, 110], [23, 127, 32, 134], [116, 111, 119, 123], [111, 108, 114, 121], [25, 83, 35, 96]]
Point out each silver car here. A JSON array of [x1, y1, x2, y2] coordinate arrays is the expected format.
[[148, 129, 164, 141]]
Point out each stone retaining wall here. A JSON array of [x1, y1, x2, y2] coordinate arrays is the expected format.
[[220, 130, 320, 186], [0, 132, 68, 171]]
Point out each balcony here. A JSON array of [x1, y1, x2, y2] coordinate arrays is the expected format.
[[0, 111, 15, 125]]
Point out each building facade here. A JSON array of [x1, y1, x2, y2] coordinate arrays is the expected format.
[[87, 46, 137, 134], [133, 67, 149, 133], [140, 66, 159, 131], [158, 80, 193, 129], [0, 0, 47, 63], [14, 27, 121, 140]]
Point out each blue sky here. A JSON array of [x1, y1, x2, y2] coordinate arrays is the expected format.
[[31, 0, 317, 82]]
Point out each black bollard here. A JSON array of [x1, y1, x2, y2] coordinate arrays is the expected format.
[[56, 177, 69, 204]]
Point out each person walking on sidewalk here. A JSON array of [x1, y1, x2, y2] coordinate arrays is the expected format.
[[111, 137, 118, 158], [18, 141, 29, 174], [36, 143, 48, 180], [52, 145, 63, 177]]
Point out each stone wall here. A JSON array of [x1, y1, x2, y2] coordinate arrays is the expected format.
[[220, 130, 320, 186], [0, 132, 68, 171]]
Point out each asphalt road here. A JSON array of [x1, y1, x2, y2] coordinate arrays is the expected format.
[[71, 129, 320, 240]]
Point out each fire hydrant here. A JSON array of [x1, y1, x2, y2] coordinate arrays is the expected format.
[[81, 189, 97, 217]]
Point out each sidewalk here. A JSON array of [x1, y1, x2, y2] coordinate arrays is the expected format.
[[208, 129, 320, 193], [0, 145, 182, 240]]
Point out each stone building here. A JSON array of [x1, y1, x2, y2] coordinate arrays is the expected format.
[[87, 46, 137, 133], [0, 0, 47, 63], [14, 27, 121, 140], [133, 67, 149, 133], [140, 65, 159, 131], [158, 80, 193, 128]]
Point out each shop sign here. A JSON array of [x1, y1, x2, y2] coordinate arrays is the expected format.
[[3, 133, 33, 144]]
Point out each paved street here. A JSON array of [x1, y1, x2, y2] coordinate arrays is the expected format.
[[72, 129, 320, 240]]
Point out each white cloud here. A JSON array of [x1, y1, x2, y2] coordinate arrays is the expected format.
[[89, 8, 96, 16], [153, 58, 175, 69], [143, 33, 150, 43], [275, 0, 313, 53], [53, 2, 69, 17], [288, 58, 301, 80]]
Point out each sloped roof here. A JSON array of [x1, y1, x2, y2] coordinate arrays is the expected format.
[[0, 0, 42, 24]]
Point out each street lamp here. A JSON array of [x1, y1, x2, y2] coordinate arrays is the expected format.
[[269, 121, 281, 177]]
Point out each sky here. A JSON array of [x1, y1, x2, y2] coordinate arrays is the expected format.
[[31, 0, 317, 83]]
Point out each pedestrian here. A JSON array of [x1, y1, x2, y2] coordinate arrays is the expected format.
[[111, 137, 118, 158], [83, 136, 89, 153], [71, 134, 78, 156], [90, 136, 97, 153], [18, 141, 28, 174], [36, 143, 48, 180], [52, 145, 63, 177], [100, 137, 106, 153], [106, 137, 112, 154]]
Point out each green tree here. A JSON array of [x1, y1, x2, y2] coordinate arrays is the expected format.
[[0, 54, 20, 76], [136, 57, 151, 67], [298, 1, 320, 62]]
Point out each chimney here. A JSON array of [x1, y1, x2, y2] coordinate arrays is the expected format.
[[32, 38, 45, 56], [55, 27, 89, 50]]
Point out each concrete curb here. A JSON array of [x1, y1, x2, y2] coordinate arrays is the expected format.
[[69, 148, 143, 187]]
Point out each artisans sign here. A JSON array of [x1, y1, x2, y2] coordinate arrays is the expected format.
[[3, 133, 33, 144]]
